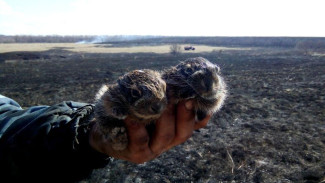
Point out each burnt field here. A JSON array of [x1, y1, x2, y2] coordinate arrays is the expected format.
[[0, 46, 324, 182]]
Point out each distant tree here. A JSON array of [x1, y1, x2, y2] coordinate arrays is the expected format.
[[0, 35, 15, 43], [295, 41, 325, 55], [0, 35, 97, 43], [170, 44, 181, 55]]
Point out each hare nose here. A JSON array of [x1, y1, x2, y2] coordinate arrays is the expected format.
[[196, 110, 207, 121], [203, 78, 213, 92], [151, 103, 162, 113]]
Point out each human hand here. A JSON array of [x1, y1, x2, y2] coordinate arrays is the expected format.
[[89, 100, 211, 164]]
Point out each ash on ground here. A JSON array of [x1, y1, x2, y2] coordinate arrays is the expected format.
[[1, 47, 324, 183]]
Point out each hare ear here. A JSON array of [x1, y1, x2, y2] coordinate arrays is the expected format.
[[111, 107, 128, 119], [95, 85, 108, 100]]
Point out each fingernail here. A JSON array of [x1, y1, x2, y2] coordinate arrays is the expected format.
[[185, 100, 193, 110]]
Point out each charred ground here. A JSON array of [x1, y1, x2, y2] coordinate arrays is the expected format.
[[0, 45, 324, 182]]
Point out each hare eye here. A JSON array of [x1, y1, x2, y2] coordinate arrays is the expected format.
[[186, 68, 192, 73], [131, 88, 141, 98]]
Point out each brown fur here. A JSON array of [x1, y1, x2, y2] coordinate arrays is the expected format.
[[94, 69, 167, 150], [162, 57, 227, 121]]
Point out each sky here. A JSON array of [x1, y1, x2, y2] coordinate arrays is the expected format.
[[0, 0, 324, 36]]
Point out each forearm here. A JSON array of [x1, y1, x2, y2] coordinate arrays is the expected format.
[[0, 100, 109, 182]]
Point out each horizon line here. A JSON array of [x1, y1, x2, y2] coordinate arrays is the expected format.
[[1, 34, 325, 38]]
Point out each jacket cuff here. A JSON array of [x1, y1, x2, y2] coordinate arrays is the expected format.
[[72, 105, 110, 168]]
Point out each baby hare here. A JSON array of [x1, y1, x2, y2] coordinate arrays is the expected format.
[[162, 57, 227, 121], [95, 69, 167, 150]]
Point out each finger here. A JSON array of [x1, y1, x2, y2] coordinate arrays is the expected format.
[[168, 100, 195, 148], [150, 103, 176, 154], [89, 122, 122, 158], [124, 117, 151, 153], [90, 119, 154, 164], [194, 114, 211, 130], [89, 122, 108, 154]]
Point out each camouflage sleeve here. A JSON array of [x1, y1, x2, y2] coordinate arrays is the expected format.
[[0, 95, 109, 182]]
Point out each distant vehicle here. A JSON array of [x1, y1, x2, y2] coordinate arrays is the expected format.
[[184, 46, 195, 51]]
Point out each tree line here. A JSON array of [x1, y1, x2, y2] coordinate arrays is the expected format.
[[1, 35, 325, 50], [0, 35, 94, 43], [125, 36, 325, 48]]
